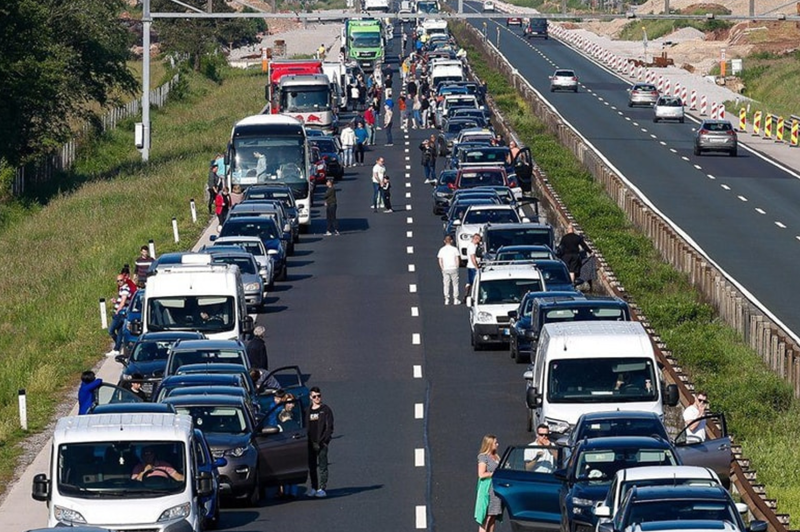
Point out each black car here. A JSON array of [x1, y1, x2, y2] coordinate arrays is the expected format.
[[509, 295, 630, 364], [115, 331, 206, 400], [309, 136, 344, 180], [241, 183, 301, 242], [153, 372, 251, 403], [524, 17, 548, 39], [218, 216, 287, 281], [481, 222, 555, 261], [448, 108, 489, 128], [431, 169, 458, 215], [447, 140, 493, 170], [566, 411, 670, 447]]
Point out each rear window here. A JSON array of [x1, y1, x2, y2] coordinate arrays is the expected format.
[[704, 122, 732, 131], [459, 170, 506, 187], [634, 85, 657, 91], [555, 70, 574, 77]]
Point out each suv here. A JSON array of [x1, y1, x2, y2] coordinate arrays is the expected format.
[[455, 205, 525, 261], [550, 69, 578, 92], [469, 262, 545, 350], [627, 83, 659, 107], [242, 183, 300, 242], [694, 119, 737, 156], [481, 223, 554, 262], [218, 216, 288, 281], [228, 202, 294, 255], [524, 18, 548, 39]]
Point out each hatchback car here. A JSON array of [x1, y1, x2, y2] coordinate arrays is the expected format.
[[627, 83, 659, 107], [483, 0, 495, 11], [208, 249, 265, 309], [524, 18, 549, 39], [550, 69, 578, 92], [694, 119, 737, 156], [653, 96, 685, 123], [506, 17, 523, 26]]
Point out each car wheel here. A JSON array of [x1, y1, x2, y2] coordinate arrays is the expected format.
[[207, 499, 220, 530], [514, 346, 529, 364], [679, 117, 685, 123], [550, 87, 555, 92], [653, 116, 659, 123], [729, 148, 737, 157], [471, 332, 483, 351], [278, 265, 288, 282], [525, 408, 533, 432], [247, 478, 262, 507], [694, 146, 702, 156], [627, 102, 633, 108], [573, 87, 578, 93]]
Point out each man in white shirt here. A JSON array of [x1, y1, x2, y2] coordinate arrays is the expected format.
[[437, 235, 461, 305], [465, 233, 482, 296], [683, 391, 708, 442], [524, 424, 556, 473], [339, 123, 356, 168], [371, 157, 386, 212]]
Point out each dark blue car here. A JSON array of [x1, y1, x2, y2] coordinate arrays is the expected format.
[[493, 436, 681, 532], [194, 428, 226, 529], [218, 216, 287, 281], [507, 291, 584, 364]]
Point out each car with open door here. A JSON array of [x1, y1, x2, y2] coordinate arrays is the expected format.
[[673, 412, 732, 489]]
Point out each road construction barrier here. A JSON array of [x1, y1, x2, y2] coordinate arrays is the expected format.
[[700, 95, 708, 115], [680, 87, 687, 104], [657, 76, 664, 92], [674, 83, 681, 97], [637, 66, 643, 80], [719, 106, 725, 120], [776, 116, 785, 143], [711, 102, 718, 119], [664, 79, 671, 95], [739, 108, 747, 131], [753, 111, 762, 136], [689, 90, 697, 110], [791, 117, 799, 147], [764, 114, 773, 139]]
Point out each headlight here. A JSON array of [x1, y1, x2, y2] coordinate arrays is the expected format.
[[121, 373, 132, 380], [476, 311, 494, 323], [158, 502, 191, 522], [211, 449, 224, 459], [545, 417, 571, 434], [224, 446, 248, 458], [435, 191, 449, 198], [459, 233, 471, 241], [54, 506, 87, 524], [572, 497, 596, 507], [244, 282, 261, 291]]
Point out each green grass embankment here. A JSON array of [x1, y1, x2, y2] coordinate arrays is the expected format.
[[0, 65, 265, 487], [450, 21, 800, 524]]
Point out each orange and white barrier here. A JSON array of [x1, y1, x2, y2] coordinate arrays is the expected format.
[[689, 90, 697, 110], [674, 83, 681, 97], [664, 79, 671, 95], [680, 87, 687, 104], [711, 102, 718, 119], [700, 95, 708, 115]]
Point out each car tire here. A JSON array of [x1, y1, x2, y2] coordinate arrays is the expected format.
[[471, 332, 483, 351], [730, 148, 737, 157], [525, 408, 533, 432], [550, 87, 555, 92], [278, 265, 288, 282], [514, 346, 529, 364], [679, 117, 685, 124], [207, 500, 220, 530], [628, 102, 633, 108], [573, 87, 578, 93], [653, 116, 659, 123], [694, 146, 702, 156], [246, 478, 262, 507]]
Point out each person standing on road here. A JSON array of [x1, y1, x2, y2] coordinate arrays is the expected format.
[[78, 370, 103, 415], [381, 174, 393, 213], [306, 387, 334, 498], [683, 391, 709, 442], [364, 106, 376, 146], [354, 122, 368, 165], [524, 424, 556, 472], [428, 133, 438, 176], [106, 274, 131, 357], [207, 162, 220, 214], [438, 235, 461, 305], [339, 122, 356, 168], [384, 92, 394, 146], [324, 178, 340, 235], [557, 224, 592, 284], [214, 186, 231, 230], [372, 156, 387, 212], [474, 434, 502, 532], [420, 139, 435, 183], [246, 325, 269, 371], [466, 233, 482, 297]]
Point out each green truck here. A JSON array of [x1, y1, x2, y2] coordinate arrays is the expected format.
[[344, 19, 384, 72]]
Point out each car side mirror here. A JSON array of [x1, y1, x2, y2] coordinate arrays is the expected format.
[[260, 425, 280, 436], [213, 457, 228, 469], [242, 315, 255, 334], [195, 470, 214, 497], [594, 505, 611, 518], [735, 503, 749, 514], [508, 310, 518, 319], [521, 217, 530, 223], [664, 384, 679, 406], [526, 387, 541, 409], [130, 320, 142, 336], [466, 296, 473, 307], [441, 215, 448, 221], [748, 521, 768, 532], [267, 249, 278, 255], [523, 370, 533, 381], [209, 235, 217, 242], [452, 220, 461, 226], [32, 473, 50, 502], [115, 354, 128, 366]]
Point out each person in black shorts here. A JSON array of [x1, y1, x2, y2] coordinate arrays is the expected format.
[[558, 224, 591, 284]]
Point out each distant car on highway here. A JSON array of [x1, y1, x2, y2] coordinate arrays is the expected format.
[[524, 18, 548, 39], [694, 119, 737, 157], [653, 95, 685, 123], [550, 69, 578, 92], [506, 17, 523, 26], [627, 83, 660, 107], [483, 0, 495, 11]]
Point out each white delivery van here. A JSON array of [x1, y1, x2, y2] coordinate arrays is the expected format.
[[137, 254, 254, 341], [32, 413, 214, 531], [322, 61, 348, 110], [524, 321, 679, 436], [420, 18, 448, 37]]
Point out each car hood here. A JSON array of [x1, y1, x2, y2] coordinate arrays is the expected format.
[[569, 480, 611, 503], [204, 432, 252, 450], [514, 317, 532, 329], [123, 360, 167, 379], [241, 272, 262, 286]]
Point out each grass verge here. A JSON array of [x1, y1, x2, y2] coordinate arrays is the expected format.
[[0, 65, 266, 489], [450, 21, 800, 524], [723, 50, 800, 121]]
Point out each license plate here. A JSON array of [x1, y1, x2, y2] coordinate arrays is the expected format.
[[240, 176, 258, 184], [710, 137, 727, 143]]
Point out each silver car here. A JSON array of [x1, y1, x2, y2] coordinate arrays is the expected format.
[[210, 236, 275, 289], [694, 119, 738, 157], [653, 96, 685, 123], [208, 250, 265, 310], [549, 69, 578, 93], [627, 83, 659, 107]]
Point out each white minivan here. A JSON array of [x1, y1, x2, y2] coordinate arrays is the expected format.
[[32, 413, 214, 531], [524, 321, 679, 436]]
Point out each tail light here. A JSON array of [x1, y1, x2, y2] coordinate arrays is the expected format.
[[726, 130, 736, 137], [699, 129, 709, 135]]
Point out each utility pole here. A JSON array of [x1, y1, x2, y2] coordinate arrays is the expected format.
[[748, 0, 754, 17], [664, 0, 670, 14], [142, 0, 152, 162], [207, 0, 213, 12]]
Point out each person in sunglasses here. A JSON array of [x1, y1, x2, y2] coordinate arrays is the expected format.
[[683, 391, 709, 442], [306, 387, 334, 498], [524, 425, 557, 473]]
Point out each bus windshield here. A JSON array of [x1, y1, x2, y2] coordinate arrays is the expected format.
[[231, 136, 307, 188]]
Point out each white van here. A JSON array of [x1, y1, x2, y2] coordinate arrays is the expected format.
[[138, 254, 254, 341], [322, 61, 348, 110], [524, 321, 679, 436], [430, 64, 465, 90], [32, 413, 214, 531]]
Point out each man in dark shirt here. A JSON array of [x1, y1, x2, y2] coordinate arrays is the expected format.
[[324, 179, 339, 236], [305, 386, 334, 498], [134, 245, 154, 286], [558, 224, 592, 283], [246, 325, 269, 371]]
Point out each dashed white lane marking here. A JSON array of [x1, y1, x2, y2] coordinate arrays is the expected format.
[[407, 231, 413, 238], [407, 217, 413, 224], [406, 246, 414, 254], [640, 128, 647, 133], [415, 448, 425, 466], [406, 204, 412, 210], [404, 148, 409, 153], [618, 111, 624, 116], [776, 221, 787, 228], [796, 236, 800, 242], [632, 122, 639, 127], [405, 165, 411, 170], [707, 174, 716, 180], [610, 106, 617, 110], [405, 182, 411, 188], [406, 192, 412, 198], [660, 141, 667, 146], [681, 156, 690, 161], [413, 365, 422, 378], [756, 208, 766, 214], [411, 306, 419, 317], [409, 284, 417, 293], [738, 195, 748, 202], [720, 184, 730, 191], [598, 97, 604, 102], [693, 164, 702, 170], [412, 333, 421, 344], [650, 134, 657, 139], [625, 117, 631, 121], [408, 264, 416, 272], [670, 148, 677, 153], [415, 505, 426, 529], [414, 403, 424, 419], [604, 101, 610, 106], [405, 173, 411, 178]]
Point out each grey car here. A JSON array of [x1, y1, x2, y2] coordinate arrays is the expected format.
[[550, 69, 578, 92], [209, 249, 266, 309], [627, 83, 659, 107], [653, 96, 685, 123], [209, 236, 275, 289], [694, 119, 737, 157]]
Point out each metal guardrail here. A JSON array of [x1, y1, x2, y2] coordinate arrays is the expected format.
[[451, 18, 794, 532]]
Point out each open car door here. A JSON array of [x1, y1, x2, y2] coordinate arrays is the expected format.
[[255, 394, 308, 487], [512, 147, 534, 194], [492, 445, 564, 532], [674, 412, 732, 489], [93, 382, 143, 407], [256, 365, 309, 412]]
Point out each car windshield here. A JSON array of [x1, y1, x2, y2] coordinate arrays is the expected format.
[[131, 340, 173, 362], [459, 170, 506, 187], [231, 136, 307, 186], [220, 219, 279, 240], [129, 291, 144, 313], [463, 208, 519, 225], [147, 296, 236, 333], [555, 70, 574, 77], [175, 405, 249, 435], [497, 249, 554, 261], [447, 121, 477, 134], [618, 479, 719, 507], [548, 357, 658, 403], [478, 278, 543, 304], [57, 441, 186, 497], [245, 190, 295, 209], [438, 171, 457, 185], [167, 349, 246, 375], [487, 229, 552, 251], [659, 98, 682, 107], [280, 85, 330, 112], [623, 499, 737, 527], [537, 263, 571, 285], [704, 122, 732, 132], [634, 85, 657, 91], [217, 240, 265, 257], [462, 150, 508, 165], [311, 139, 338, 152], [574, 417, 667, 441], [575, 447, 678, 482], [543, 305, 628, 324], [212, 256, 257, 274]]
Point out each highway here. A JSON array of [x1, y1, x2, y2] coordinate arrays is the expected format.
[[461, 3, 800, 343]]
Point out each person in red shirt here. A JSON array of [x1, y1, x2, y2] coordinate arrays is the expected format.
[[364, 106, 376, 146]]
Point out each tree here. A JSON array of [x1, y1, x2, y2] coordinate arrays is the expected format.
[[0, 0, 137, 167]]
